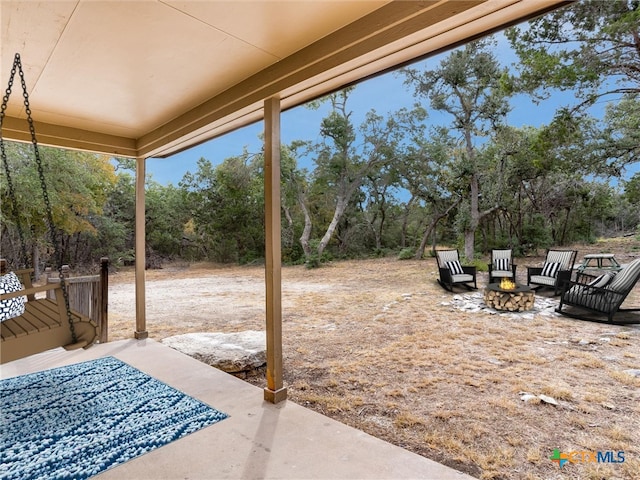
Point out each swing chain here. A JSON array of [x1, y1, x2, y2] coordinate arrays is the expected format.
[[0, 55, 30, 270], [4, 53, 77, 344]]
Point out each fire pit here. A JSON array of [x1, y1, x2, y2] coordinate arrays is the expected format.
[[484, 279, 535, 312]]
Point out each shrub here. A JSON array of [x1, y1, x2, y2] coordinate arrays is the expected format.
[[398, 248, 415, 260]]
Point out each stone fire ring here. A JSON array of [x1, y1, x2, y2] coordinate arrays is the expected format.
[[484, 283, 535, 312]]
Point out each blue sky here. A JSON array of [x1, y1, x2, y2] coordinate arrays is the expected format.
[[146, 34, 636, 186]]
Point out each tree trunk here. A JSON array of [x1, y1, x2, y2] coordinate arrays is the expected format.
[[417, 221, 437, 259], [317, 196, 349, 257], [32, 243, 40, 281], [400, 196, 415, 248], [298, 192, 312, 258], [464, 170, 480, 260], [417, 197, 462, 259]]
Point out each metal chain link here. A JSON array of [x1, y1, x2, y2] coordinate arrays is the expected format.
[[3, 53, 77, 343], [0, 55, 30, 270]]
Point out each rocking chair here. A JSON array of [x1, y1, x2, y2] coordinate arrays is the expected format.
[[435, 249, 477, 292], [488, 249, 517, 284], [527, 249, 577, 295], [556, 258, 640, 324]]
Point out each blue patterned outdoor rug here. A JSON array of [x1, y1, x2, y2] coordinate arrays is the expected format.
[[0, 356, 228, 480]]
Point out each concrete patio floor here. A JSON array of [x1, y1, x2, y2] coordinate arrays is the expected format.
[[1, 339, 475, 479]]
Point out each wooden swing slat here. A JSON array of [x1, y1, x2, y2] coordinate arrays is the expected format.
[[2, 315, 39, 338], [21, 300, 62, 330], [1, 320, 23, 339]]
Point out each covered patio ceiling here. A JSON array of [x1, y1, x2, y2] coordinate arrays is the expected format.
[[1, 0, 571, 160]]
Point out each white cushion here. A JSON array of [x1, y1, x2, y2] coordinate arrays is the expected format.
[[0, 272, 26, 322], [547, 251, 574, 270], [494, 258, 510, 271], [588, 273, 614, 289], [447, 260, 464, 275], [541, 261, 561, 278], [451, 274, 474, 283], [491, 270, 513, 278], [436, 250, 459, 264], [607, 259, 640, 292], [529, 275, 557, 286]]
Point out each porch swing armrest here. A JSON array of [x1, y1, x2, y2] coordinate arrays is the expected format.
[[13, 268, 34, 276], [0, 282, 62, 301]]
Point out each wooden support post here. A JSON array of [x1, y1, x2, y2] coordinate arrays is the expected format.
[[99, 257, 109, 343], [134, 157, 148, 339], [263, 96, 287, 404]]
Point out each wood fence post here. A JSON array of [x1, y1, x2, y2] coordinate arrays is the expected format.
[[100, 257, 109, 343]]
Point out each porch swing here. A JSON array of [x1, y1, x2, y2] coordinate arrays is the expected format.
[[1, 53, 99, 364]]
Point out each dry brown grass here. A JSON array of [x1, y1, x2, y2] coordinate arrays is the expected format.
[[108, 237, 640, 479]]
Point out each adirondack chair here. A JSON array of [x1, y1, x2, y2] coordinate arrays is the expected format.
[[556, 258, 640, 324], [1, 267, 99, 364], [488, 249, 517, 284], [435, 249, 477, 292], [527, 249, 578, 295]]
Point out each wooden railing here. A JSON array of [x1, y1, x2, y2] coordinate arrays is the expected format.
[[46, 257, 109, 343]]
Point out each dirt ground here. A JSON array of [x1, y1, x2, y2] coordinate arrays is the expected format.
[[107, 238, 640, 480]]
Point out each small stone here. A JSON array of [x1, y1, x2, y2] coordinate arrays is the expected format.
[[538, 394, 558, 406], [622, 369, 640, 378]]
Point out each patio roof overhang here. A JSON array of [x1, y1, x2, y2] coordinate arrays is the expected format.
[[2, 0, 572, 160]]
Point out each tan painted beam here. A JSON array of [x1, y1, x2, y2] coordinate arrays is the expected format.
[[134, 157, 148, 340], [263, 96, 287, 404], [2, 116, 138, 158]]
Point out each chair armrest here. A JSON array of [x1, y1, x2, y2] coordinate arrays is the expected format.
[[0, 282, 62, 301], [561, 280, 625, 307], [13, 268, 35, 276], [462, 266, 476, 275], [438, 267, 453, 283], [527, 266, 542, 283], [575, 272, 598, 285], [556, 268, 573, 284]]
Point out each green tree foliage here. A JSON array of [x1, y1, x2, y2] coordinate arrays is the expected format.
[[400, 39, 511, 259], [300, 88, 428, 266], [145, 182, 192, 263], [1, 141, 116, 271], [180, 153, 264, 263], [88, 172, 134, 263], [597, 95, 640, 174], [506, 0, 640, 107]]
